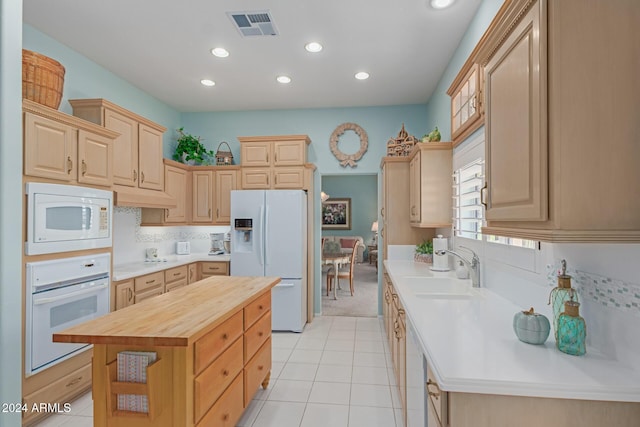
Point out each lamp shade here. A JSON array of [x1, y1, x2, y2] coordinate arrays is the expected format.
[[371, 221, 379, 232]]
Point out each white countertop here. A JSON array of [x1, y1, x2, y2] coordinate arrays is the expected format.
[[385, 260, 640, 402], [113, 253, 230, 281]]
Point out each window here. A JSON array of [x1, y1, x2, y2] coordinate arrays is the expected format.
[[452, 157, 537, 249], [452, 159, 484, 240]]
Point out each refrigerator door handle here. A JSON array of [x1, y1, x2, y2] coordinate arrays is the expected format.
[[259, 204, 265, 266], [275, 283, 294, 288], [264, 205, 270, 266]]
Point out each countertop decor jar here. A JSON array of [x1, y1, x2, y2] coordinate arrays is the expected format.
[[513, 307, 551, 345], [548, 260, 578, 341], [557, 296, 586, 356]]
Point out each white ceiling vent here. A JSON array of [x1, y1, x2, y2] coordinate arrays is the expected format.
[[227, 10, 278, 37]]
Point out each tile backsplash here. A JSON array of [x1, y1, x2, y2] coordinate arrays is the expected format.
[[546, 261, 640, 317], [113, 207, 229, 264]]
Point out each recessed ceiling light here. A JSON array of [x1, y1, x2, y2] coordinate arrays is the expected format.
[[354, 72, 370, 80], [430, 0, 456, 9], [200, 79, 215, 87], [304, 42, 323, 53], [276, 75, 291, 84], [211, 47, 229, 58]]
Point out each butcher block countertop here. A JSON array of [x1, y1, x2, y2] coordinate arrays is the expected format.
[[53, 275, 280, 348]]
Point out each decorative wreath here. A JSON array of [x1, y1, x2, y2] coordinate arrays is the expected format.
[[329, 122, 368, 168]]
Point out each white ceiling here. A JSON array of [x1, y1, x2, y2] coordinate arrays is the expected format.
[[23, 0, 481, 112]]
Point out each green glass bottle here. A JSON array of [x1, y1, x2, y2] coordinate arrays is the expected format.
[[557, 296, 586, 356], [548, 260, 578, 341]]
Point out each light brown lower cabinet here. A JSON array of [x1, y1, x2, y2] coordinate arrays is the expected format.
[[22, 350, 92, 426], [426, 382, 640, 427], [164, 265, 188, 292], [113, 262, 229, 310]]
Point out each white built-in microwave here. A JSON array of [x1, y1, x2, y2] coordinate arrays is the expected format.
[[25, 182, 113, 255]]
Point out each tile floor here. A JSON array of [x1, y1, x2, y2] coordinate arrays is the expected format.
[[35, 315, 403, 427]]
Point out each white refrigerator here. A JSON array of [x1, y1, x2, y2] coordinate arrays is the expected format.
[[231, 190, 307, 332]]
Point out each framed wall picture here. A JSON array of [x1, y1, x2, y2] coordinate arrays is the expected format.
[[322, 198, 351, 230]]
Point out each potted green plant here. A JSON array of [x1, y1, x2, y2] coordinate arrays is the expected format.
[[173, 127, 214, 165], [414, 240, 433, 264]]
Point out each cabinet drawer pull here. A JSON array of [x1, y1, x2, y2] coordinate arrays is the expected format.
[[398, 308, 405, 316], [173, 272, 181, 276], [216, 208, 219, 218], [266, 153, 269, 163], [274, 152, 277, 162], [81, 160, 87, 176], [426, 379, 441, 398], [140, 171, 145, 183], [380, 207, 384, 218], [133, 169, 138, 182], [128, 288, 133, 301], [145, 279, 155, 284], [66, 376, 82, 387], [67, 156, 73, 174]]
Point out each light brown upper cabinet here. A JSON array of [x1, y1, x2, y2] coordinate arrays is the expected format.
[[23, 100, 116, 187], [69, 98, 166, 191], [408, 143, 453, 228], [239, 135, 311, 190], [476, 0, 640, 242], [164, 163, 189, 223], [380, 156, 434, 260], [192, 169, 214, 223], [213, 168, 238, 224], [448, 63, 483, 147]]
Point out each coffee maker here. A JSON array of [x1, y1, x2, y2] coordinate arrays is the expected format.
[[209, 233, 225, 255]]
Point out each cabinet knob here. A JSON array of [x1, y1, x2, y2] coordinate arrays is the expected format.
[[258, 331, 264, 337], [222, 369, 229, 376], [67, 156, 73, 174], [222, 414, 229, 421], [222, 333, 228, 340], [257, 365, 264, 371], [258, 305, 264, 310]]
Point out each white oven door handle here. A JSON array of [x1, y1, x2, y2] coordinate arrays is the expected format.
[[33, 283, 108, 305]]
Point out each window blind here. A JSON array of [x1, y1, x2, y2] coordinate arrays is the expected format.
[[452, 159, 484, 240]]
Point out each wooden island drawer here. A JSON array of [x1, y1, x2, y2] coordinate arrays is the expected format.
[[244, 336, 272, 406], [244, 291, 271, 329], [134, 271, 164, 293], [244, 310, 271, 363], [196, 373, 244, 427], [194, 310, 243, 374], [194, 337, 243, 422]]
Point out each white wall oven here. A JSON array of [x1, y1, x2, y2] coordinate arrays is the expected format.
[[25, 182, 113, 255], [25, 253, 110, 376]]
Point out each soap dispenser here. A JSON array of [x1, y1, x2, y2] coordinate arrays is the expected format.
[[548, 260, 578, 339]]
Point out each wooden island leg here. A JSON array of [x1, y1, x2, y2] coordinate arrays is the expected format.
[[261, 371, 271, 389]]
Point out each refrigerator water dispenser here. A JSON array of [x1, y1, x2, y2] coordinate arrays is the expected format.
[[234, 218, 253, 251]]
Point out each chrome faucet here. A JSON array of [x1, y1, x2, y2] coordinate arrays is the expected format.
[[434, 246, 481, 288]]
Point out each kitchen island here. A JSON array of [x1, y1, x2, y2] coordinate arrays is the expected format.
[[54, 275, 279, 427]]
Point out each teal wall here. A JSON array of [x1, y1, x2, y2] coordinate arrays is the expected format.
[[23, 24, 182, 158], [424, 0, 504, 141], [321, 175, 377, 244]]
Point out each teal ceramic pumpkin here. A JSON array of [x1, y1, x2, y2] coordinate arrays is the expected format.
[[513, 307, 551, 345]]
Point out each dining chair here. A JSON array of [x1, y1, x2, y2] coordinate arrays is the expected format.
[[327, 240, 359, 296]]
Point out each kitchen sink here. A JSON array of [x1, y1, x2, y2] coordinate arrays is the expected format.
[[401, 277, 476, 298]]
